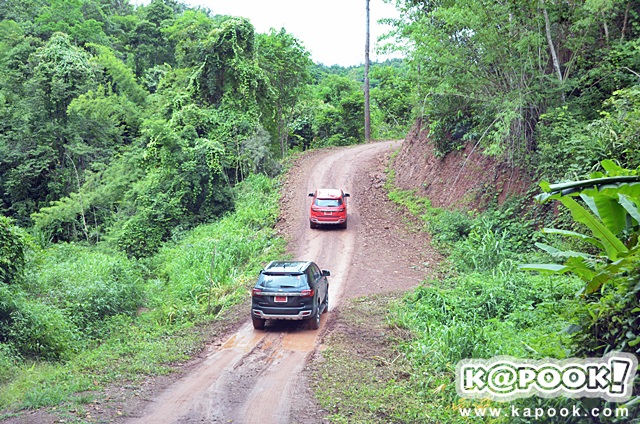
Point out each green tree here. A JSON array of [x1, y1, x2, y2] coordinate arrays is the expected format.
[[87, 43, 147, 104], [0, 32, 96, 221], [31, 32, 95, 122], [0, 0, 47, 23], [370, 62, 413, 137], [169, 15, 273, 172], [257, 28, 312, 157], [33, 0, 109, 45], [313, 74, 364, 145], [128, 0, 176, 77]]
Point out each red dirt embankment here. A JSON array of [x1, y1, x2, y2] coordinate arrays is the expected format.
[[393, 118, 534, 210]]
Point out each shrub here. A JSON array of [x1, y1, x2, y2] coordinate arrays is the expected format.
[[572, 264, 640, 356], [589, 85, 640, 170], [0, 343, 19, 384], [2, 291, 78, 360], [428, 209, 473, 247], [535, 106, 600, 180], [145, 173, 284, 324], [24, 243, 143, 339], [0, 216, 27, 284], [449, 217, 516, 273]]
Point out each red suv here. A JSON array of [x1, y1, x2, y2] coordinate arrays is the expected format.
[[308, 189, 350, 229]]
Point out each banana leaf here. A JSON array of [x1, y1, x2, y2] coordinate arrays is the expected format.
[[557, 196, 628, 261], [541, 228, 604, 250]]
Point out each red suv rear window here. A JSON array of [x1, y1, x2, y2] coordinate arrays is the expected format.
[[314, 198, 343, 207]]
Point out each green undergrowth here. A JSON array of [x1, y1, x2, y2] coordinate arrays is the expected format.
[[313, 275, 582, 423], [388, 272, 582, 423], [394, 272, 581, 369], [0, 173, 285, 415]]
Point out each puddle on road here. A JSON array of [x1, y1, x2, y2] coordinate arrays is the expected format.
[[221, 322, 264, 351]]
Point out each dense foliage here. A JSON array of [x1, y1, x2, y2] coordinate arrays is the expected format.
[[380, 4, 640, 417], [0, 217, 26, 284], [377, 164, 639, 422], [0, 173, 284, 410], [372, 4, 640, 411]]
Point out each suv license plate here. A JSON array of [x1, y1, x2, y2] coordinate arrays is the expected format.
[[274, 296, 287, 302]]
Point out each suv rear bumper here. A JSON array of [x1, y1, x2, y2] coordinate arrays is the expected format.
[[310, 217, 346, 224], [252, 309, 313, 320]]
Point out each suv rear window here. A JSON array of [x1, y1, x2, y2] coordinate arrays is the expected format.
[[259, 273, 307, 289], [315, 198, 342, 207]]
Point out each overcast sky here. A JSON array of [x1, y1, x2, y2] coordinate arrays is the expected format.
[[131, 0, 402, 67]]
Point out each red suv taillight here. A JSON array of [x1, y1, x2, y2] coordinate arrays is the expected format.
[[300, 289, 314, 297], [251, 288, 263, 297]]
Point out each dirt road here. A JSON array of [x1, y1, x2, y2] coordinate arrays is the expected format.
[[124, 140, 436, 423]]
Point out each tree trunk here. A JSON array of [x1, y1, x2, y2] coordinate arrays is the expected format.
[[277, 103, 286, 157], [621, 1, 630, 42], [364, 0, 371, 142], [66, 153, 89, 242], [601, 11, 609, 44], [541, 1, 562, 85], [541, 0, 564, 102]]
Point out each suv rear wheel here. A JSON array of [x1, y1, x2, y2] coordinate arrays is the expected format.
[[323, 291, 329, 313], [252, 316, 265, 330], [309, 305, 321, 330]]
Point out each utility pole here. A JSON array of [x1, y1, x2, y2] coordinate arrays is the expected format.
[[364, 0, 371, 142]]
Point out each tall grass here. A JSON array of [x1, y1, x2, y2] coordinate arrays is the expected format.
[[391, 272, 581, 374]]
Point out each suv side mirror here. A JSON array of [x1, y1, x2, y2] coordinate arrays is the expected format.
[[322, 269, 331, 277], [344, 193, 350, 198], [308, 193, 314, 197]]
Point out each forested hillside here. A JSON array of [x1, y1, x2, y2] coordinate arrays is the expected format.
[[0, 0, 410, 243], [1, 0, 640, 421]]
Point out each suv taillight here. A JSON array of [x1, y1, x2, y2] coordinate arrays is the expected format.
[[300, 289, 314, 297], [251, 288, 263, 297]]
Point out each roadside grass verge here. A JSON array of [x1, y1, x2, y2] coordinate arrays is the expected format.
[[385, 185, 586, 421], [388, 271, 582, 423], [0, 173, 285, 416], [311, 274, 582, 423]]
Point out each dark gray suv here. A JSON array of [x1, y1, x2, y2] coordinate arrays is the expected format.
[[251, 261, 330, 330]]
